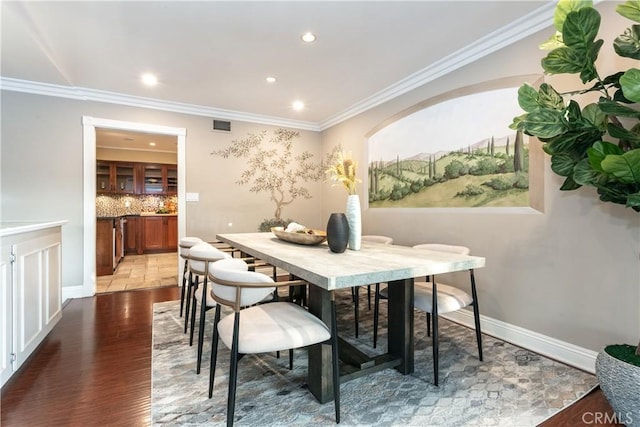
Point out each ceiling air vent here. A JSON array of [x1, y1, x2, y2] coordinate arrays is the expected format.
[[213, 119, 231, 132]]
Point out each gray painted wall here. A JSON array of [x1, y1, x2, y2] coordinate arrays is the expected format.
[[1, 93, 323, 289], [319, 1, 639, 352]]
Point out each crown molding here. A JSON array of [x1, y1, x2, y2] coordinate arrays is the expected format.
[[1, 3, 556, 134], [317, 2, 556, 130], [0, 77, 322, 132]]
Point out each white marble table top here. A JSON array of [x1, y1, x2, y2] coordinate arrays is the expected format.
[[216, 232, 485, 291]]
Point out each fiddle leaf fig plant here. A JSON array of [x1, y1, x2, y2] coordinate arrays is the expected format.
[[509, 0, 640, 355]]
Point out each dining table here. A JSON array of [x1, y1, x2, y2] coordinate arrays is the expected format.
[[216, 232, 486, 404]]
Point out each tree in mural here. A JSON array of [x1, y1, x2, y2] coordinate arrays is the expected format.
[[513, 129, 524, 173], [212, 128, 338, 227]]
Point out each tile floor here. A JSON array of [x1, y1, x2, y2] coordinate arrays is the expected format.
[[96, 252, 179, 293]]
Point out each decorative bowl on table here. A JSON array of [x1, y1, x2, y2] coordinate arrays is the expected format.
[[271, 227, 327, 246]]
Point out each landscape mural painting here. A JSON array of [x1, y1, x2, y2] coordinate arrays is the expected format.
[[368, 86, 529, 208]]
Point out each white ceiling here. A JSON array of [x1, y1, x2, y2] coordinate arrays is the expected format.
[[95, 128, 178, 153], [1, 0, 553, 135]]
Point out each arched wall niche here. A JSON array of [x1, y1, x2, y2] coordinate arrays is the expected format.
[[364, 74, 545, 213]]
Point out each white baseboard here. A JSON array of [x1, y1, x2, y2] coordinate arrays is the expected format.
[[444, 310, 598, 374], [61, 285, 86, 303]]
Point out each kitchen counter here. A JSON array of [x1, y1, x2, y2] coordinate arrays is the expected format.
[[0, 220, 68, 237], [139, 212, 177, 216], [96, 213, 177, 219]]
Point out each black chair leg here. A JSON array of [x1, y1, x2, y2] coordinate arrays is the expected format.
[[367, 285, 372, 310], [470, 269, 483, 361], [179, 260, 188, 317], [289, 349, 293, 370], [208, 305, 222, 398], [189, 297, 197, 346], [373, 283, 380, 348], [426, 313, 431, 337], [354, 287, 359, 338], [432, 279, 439, 387], [227, 313, 241, 427], [330, 294, 341, 424], [184, 273, 196, 333], [196, 278, 209, 374]]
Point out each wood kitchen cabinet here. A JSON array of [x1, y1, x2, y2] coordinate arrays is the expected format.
[[142, 216, 177, 252], [96, 161, 138, 194], [166, 216, 178, 249], [97, 161, 176, 195], [96, 219, 114, 276], [96, 217, 125, 276], [142, 163, 177, 195], [124, 216, 141, 255]]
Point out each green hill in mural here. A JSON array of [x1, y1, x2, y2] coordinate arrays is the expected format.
[[369, 133, 529, 208]]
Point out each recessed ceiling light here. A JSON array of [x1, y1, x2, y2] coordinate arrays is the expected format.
[[141, 73, 158, 86], [266, 76, 277, 83], [292, 101, 305, 111], [149, 142, 156, 146], [301, 32, 316, 43]]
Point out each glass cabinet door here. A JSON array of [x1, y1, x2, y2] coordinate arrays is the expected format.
[[115, 164, 136, 193], [143, 165, 163, 194], [97, 162, 112, 192], [166, 167, 177, 194]]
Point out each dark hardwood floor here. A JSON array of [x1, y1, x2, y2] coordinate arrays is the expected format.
[[1, 286, 620, 426]]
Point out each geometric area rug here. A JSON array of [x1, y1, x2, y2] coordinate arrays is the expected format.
[[152, 294, 597, 426]]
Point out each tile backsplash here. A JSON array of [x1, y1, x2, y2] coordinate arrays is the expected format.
[[96, 194, 178, 217]]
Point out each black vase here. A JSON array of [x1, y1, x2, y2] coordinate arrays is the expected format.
[[326, 213, 349, 253]]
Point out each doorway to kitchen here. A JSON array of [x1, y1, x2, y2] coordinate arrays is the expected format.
[[96, 253, 178, 293], [82, 116, 186, 297]]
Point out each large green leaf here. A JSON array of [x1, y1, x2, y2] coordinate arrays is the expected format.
[[580, 39, 603, 83], [627, 192, 640, 209], [620, 68, 640, 102], [560, 175, 582, 190], [542, 46, 587, 75], [539, 32, 565, 50], [617, 1, 640, 23], [538, 83, 565, 109], [600, 149, 640, 183], [555, 0, 594, 32], [509, 113, 527, 131], [582, 103, 607, 128], [544, 129, 602, 155], [614, 25, 640, 59], [517, 83, 540, 112], [596, 184, 632, 205], [588, 141, 624, 171], [607, 122, 640, 144], [523, 109, 568, 138], [613, 88, 633, 103], [603, 71, 626, 86], [598, 98, 640, 118], [551, 153, 578, 176], [563, 7, 601, 47], [573, 158, 600, 185]]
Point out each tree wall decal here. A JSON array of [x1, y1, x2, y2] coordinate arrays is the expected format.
[[212, 128, 338, 227]]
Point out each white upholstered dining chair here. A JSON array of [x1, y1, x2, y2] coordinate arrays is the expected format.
[[376, 243, 483, 385], [207, 258, 341, 426], [188, 242, 233, 374], [179, 236, 203, 320]]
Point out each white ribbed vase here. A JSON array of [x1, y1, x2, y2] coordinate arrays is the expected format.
[[346, 194, 361, 251]]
